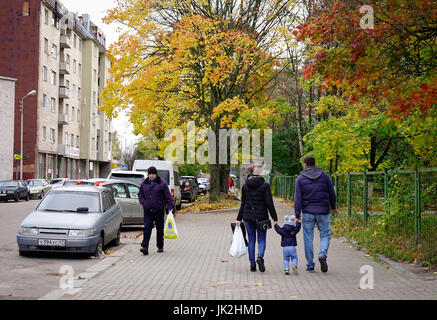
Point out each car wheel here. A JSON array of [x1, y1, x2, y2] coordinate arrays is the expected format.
[[25, 193, 30, 201], [111, 226, 121, 246], [14, 193, 19, 202], [176, 202, 182, 210], [19, 250, 29, 257], [94, 235, 104, 258]]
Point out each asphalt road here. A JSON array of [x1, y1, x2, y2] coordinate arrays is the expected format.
[[0, 198, 143, 300]]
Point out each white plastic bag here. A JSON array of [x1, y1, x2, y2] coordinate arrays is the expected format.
[[164, 212, 179, 239], [229, 226, 247, 258]]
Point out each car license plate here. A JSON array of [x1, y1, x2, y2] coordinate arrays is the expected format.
[[38, 239, 66, 247]]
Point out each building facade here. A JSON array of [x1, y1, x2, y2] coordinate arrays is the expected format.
[[0, 77, 17, 180], [0, 0, 112, 180]]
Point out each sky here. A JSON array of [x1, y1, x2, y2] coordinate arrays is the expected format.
[[61, 0, 139, 150]]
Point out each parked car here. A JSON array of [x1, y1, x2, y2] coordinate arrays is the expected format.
[[180, 177, 199, 202], [49, 178, 68, 189], [94, 179, 144, 225], [197, 177, 210, 195], [26, 179, 51, 199], [132, 160, 182, 210], [16, 186, 123, 257], [0, 180, 30, 202]]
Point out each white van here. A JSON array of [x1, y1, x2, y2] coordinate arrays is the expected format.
[[132, 160, 182, 210]]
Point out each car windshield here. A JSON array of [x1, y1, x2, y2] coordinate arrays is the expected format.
[[37, 190, 101, 213], [0, 181, 18, 187], [50, 179, 63, 185], [109, 173, 145, 185], [27, 180, 42, 186], [198, 178, 208, 184]]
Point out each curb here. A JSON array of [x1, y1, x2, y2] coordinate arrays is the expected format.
[[38, 241, 134, 300]]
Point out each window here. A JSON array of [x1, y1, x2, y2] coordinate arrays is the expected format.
[[65, 104, 69, 119], [72, 84, 76, 98], [42, 94, 47, 108], [51, 44, 57, 59], [71, 134, 74, 147], [93, 69, 97, 82], [101, 192, 111, 212], [77, 109, 80, 122], [110, 184, 127, 198], [50, 98, 56, 113], [79, 39, 82, 52], [50, 129, 55, 143], [42, 66, 47, 81], [66, 80, 70, 90], [66, 54, 70, 66], [93, 92, 97, 106], [42, 126, 46, 141], [78, 87, 81, 102], [73, 34, 77, 49], [72, 107, 75, 121], [93, 44, 97, 57], [92, 138, 96, 150], [52, 12, 59, 29], [127, 185, 140, 199], [64, 132, 68, 145], [44, 38, 48, 54], [22, 2, 30, 16], [92, 113, 96, 126], [73, 59, 76, 73], [76, 135, 79, 148], [51, 70, 56, 85], [44, 9, 49, 24]]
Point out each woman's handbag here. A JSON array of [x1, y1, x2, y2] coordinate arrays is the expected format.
[[245, 185, 272, 231]]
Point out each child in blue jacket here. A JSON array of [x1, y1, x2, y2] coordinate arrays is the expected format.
[[274, 215, 301, 275]]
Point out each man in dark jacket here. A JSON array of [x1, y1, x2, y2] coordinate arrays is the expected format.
[[294, 156, 338, 273], [138, 166, 174, 255], [236, 163, 278, 272]]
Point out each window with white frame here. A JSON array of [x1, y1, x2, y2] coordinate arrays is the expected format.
[[50, 98, 56, 113], [50, 129, 55, 143], [51, 44, 57, 59], [72, 107, 75, 121], [73, 59, 76, 73], [42, 126, 46, 141], [76, 135, 79, 148], [51, 70, 56, 85], [44, 38, 48, 54], [64, 132, 68, 145], [71, 134, 74, 147], [42, 94, 47, 108], [42, 66, 47, 81]]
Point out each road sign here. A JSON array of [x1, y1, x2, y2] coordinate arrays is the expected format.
[[121, 164, 128, 170]]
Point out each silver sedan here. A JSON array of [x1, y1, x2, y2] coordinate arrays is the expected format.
[[94, 179, 144, 226], [16, 186, 123, 257], [26, 179, 52, 199]]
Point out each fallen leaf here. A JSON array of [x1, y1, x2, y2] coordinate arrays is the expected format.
[[255, 283, 264, 287], [220, 260, 228, 263], [289, 296, 298, 299]]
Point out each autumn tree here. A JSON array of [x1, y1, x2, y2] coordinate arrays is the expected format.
[[101, 0, 297, 201]]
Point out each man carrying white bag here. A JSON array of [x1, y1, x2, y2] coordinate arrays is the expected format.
[[229, 226, 247, 258]]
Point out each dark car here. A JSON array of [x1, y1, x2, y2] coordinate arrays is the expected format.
[[197, 177, 210, 195], [0, 180, 30, 202], [180, 177, 199, 202]]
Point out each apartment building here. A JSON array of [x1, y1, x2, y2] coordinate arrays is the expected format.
[[0, 0, 112, 180]]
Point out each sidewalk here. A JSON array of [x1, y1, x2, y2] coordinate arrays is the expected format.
[[47, 199, 436, 300]]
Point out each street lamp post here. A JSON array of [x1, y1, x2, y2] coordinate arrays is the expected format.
[[20, 90, 36, 180]]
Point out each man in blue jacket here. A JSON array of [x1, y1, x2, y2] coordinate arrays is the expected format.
[[294, 156, 338, 273], [138, 166, 174, 256]]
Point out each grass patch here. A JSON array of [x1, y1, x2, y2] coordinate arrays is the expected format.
[[177, 194, 240, 213], [332, 214, 437, 267]]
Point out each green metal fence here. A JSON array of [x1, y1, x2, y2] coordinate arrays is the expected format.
[[273, 168, 437, 263]]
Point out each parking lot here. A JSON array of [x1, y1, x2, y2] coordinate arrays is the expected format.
[[0, 198, 142, 299]]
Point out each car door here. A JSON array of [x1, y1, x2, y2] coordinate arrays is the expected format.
[[101, 191, 117, 244], [108, 183, 131, 223], [19, 181, 27, 198], [106, 191, 122, 238], [126, 184, 144, 224]]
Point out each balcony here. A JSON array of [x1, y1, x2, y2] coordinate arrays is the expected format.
[[59, 86, 69, 99], [60, 35, 71, 49], [59, 62, 70, 75], [58, 144, 80, 158], [58, 113, 69, 125]]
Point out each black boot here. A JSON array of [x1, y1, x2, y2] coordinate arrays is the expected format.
[[250, 264, 256, 272], [256, 257, 265, 272], [140, 247, 148, 255], [157, 248, 164, 253]]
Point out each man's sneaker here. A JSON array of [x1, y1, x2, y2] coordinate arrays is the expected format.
[[157, 248, 164, 253], [319, 256, 328, 273], [306, 267, 315, 272], [292, 266, 298, 275], [140, 248, 148, 255], [256, 257, 265, 272], [284, 268, 289, 275], [250, 264, 256, 272]]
